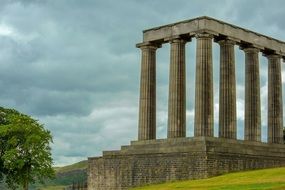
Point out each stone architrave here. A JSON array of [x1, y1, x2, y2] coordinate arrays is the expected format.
[[218, 39, 237, 139], [267, 54, 284, 144], [167, 38, 187, 138], [194, 33, 214, 137], [244, 47, 261, 142], [138, 44, 158, 140]]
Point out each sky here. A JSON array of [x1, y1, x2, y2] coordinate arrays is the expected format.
[[0, 0, 285, 166]]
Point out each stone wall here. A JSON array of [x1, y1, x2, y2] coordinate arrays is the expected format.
[[87, 137, 285, 190], [88, 154, 208, 190]]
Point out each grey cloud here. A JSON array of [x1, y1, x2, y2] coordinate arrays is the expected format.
[[39, 104, 138, 165], [0, 0, 284, 165]]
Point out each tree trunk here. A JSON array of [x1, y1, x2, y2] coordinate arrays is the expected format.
[[23, 180, 28, 190]]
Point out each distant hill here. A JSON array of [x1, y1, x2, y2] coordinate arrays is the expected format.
[[32, 160, 88, 190], [0, 160, 88, 190], [132, 167, 285, 190]]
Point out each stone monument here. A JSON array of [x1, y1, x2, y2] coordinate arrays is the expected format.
[[88, 16, 285, 190]]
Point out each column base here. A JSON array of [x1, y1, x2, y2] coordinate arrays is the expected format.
[[88, 137, 285, 190]]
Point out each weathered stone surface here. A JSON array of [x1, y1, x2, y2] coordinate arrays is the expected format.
[[218, 39, 237, 139], [167, 38, 187, 138], [244, 47, 261, 142], [88, 17, 285, 190], [267, 54, 284, 144], [194, 33, 214, 137], [137, 44, 158, 140], [141, 16, 285, 58], [88, 137, 285, 190]]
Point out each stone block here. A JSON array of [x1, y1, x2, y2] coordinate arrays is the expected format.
[[88, 137, 285, 190]]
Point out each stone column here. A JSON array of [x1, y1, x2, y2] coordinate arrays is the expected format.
[[194, 33, 214, 137], [137, 44, 158, 140], [167, 38, 186, 138], [267, 54, 283, 144], [244, 47, 261, 141], [218, 39, 237, 139]]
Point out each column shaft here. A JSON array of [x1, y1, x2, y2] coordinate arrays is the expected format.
[[138, 45, 157, 140], [194, 34, 214, 137], [244, 48, 261, 141], [167, 39, 186, 138], [267, 55, 283, 144], [219, 40, 237, 139]]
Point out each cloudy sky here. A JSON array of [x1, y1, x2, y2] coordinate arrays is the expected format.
[[0, 0, 285, 166]]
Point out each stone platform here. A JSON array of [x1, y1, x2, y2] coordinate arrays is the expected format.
[[87, 137, 285, 190]]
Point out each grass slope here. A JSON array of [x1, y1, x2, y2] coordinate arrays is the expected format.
[[132, 167, 285, 190], [55, 160, 87, 173], [32, 160, 88, 190]]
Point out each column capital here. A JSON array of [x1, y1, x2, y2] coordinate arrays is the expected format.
[[169, 38, 188, 44], [136, 42, 161, 49], [242, 47, 260, 54], [195, 33, 214, 39], [264, 54, 282, 60], [164, 35, 191, 43], [217, 39, 236, 46], [214, 36, 241, 44], [240, 43, 264, 52]]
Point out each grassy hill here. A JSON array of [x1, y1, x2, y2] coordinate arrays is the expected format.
[[132, 167, 285, 190], [0, 160, 88, 190], [32, 160, 88, 190], [54, 160, 87, 173]]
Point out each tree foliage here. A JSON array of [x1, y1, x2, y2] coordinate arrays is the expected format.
[[0, 107, 54, 190]]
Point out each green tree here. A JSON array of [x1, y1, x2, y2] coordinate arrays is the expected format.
[[0, 107, 54, 190]]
